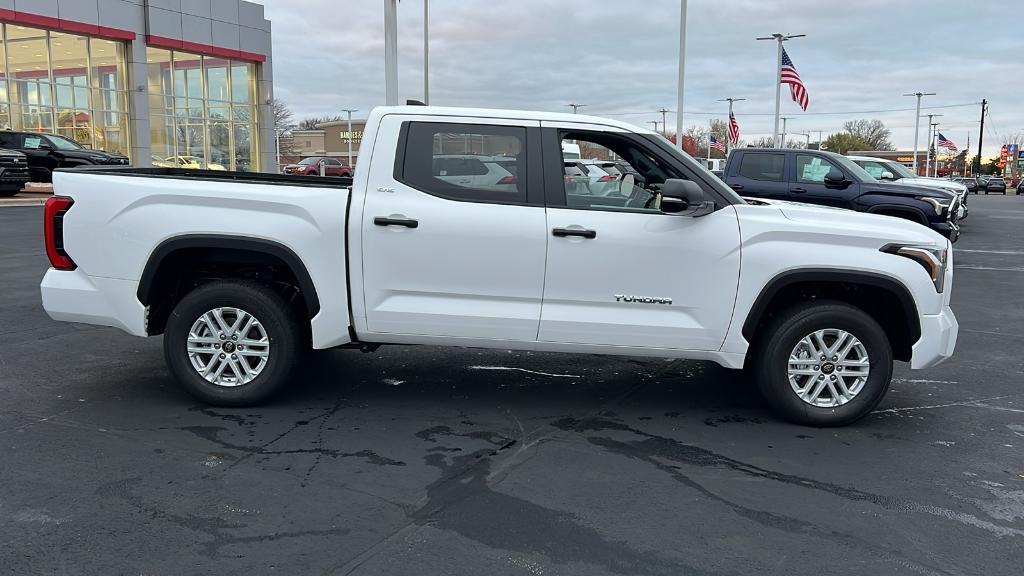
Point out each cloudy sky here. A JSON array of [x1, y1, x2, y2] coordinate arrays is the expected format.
[[261, 0, 1021, 156]]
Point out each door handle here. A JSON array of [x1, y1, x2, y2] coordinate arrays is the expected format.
[[374, 216, 419, 228], [791, 187, 807, 193], [553, 227, 596, 239], [730, 184, 744, 190]]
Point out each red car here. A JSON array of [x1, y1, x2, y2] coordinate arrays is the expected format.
[[283, 156, 353, 177]]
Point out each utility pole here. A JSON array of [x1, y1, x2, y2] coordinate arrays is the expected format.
[[975, 99, 987, 175], [903, 91, 935, 173], [342, 108, 358, 167], [384, 0, 399, 105], [923, 113, 943, 176], [567, 103, 586, 114], [795, 132, 810, 149], [648, 120, 661, 133], [718, 97, 745, 153], [423, 0, 429, 104], [676, 0, 688, 150], [779, 117, 792, 148], [657, 107, 671, 137], [756, 32, 805, 148]]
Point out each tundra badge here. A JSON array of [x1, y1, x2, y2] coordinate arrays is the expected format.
[[614, 294, 672, 305]]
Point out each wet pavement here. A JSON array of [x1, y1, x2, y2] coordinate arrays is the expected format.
[[1, 197, 1022, 575]]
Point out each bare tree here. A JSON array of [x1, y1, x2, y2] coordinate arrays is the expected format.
[[842, 119, 893, 150], [299, 115, 344, 130], [271, 99, 299, 159], [745, 136, 777, 148]]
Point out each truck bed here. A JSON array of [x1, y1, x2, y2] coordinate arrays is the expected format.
[[58, 165, 353, 188]]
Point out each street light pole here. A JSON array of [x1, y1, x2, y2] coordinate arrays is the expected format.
[[675, 0, 687, 150], [757, 33, 805, 148], [903, 91, 935, 174], [648, 120, 660, 133], [780, 117, 792, 148], [922, 113, 943, 176], [342, 108, 358, 167], [718, 97, 745, 153], [384, 0, 399, 105], [423, 0, 429, 105], [930, 122, 940, 177], [567, 103, 586, 114]]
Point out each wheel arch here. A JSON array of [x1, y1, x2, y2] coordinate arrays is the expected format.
[[741, 269, 921, 362], [137, 235, 321, 334], [865, 203, 929, 225]]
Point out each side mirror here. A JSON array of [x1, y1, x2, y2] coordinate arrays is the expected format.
[[824, 167, 847, 185], [880, 171, 895, 180], [660, 179, 714, 216], [38, 144, 54, 151]]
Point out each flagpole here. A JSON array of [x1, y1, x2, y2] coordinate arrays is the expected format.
[[726, 101, 732, 154], [757, 33, 804, 148], [675, 0, 687, 151], [706, 120, 712, 162]]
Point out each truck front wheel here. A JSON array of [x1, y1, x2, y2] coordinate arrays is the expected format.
[[753, 301, 893, 426], [163, 281, 302, 406]]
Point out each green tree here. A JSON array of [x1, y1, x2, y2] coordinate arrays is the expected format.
[[822, 132, 869, 154]]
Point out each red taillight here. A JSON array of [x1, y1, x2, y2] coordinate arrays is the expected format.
[[44, 196, 76, 270], [599, 175, 615, 181], [497, 175, 517, 185]]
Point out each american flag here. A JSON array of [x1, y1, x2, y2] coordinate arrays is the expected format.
[[937, 133, 958, 152], [780, 47, 809, 111], [710, 134, 726, 153], [728, 111, 740, 144]]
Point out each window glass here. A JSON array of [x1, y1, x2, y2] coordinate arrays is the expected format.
[[205, 58, 230, 102], [327, 158, 342, 166], [857, 160, 888, 179], [231, 64, 252, 104], [400, 122, 526, 204], [559, 133, 675, 213], [796, 155, 841, 183], [738, 153, 785, 181]]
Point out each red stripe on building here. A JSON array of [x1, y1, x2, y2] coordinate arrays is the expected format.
[[0, 9, 136, 41], [146, 35, 266, 63]]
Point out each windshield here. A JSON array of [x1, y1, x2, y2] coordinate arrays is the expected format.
[[883, 161, 917, 179], [46, 134, 84, 150], [298, 157, 322, 165], [831, 154, 878, 183]]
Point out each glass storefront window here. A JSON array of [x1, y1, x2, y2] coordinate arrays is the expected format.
[[147, 47, 259, 171], [0, 23, 129, 155]]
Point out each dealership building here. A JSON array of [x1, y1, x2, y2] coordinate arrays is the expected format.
[[0, 0, 274, 171]]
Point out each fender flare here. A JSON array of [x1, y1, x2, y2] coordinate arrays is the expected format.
[[741, 268, 920, 343], [137, 234, 320, 317], [864, 203, 929, 225]]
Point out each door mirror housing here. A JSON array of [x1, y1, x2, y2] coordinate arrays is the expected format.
[[880, 171, 895, 181], [660, 179, 714, 216], [824, 167, 847, 186]]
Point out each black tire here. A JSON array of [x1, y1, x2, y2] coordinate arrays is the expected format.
[[163, 281, 303, 406], [753, 301, 893, 427]]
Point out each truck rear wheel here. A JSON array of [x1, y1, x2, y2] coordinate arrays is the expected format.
[[753, 301, 893, 427], [163, 281, 302, 406]]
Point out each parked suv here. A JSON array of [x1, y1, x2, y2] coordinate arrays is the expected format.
[[982, 177, 1006, 194], [723, 148, 960, 241], [0, 131, 129, 182], [282, 156, 353, 177], [0, 148, 30, 197]]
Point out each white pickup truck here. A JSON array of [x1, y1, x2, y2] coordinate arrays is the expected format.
[[40, 105, 958, 426]]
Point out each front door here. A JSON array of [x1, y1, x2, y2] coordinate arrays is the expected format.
[[790, 153, 860, 209], [538, 123, 741, 351], [360, 116, 547, 341]]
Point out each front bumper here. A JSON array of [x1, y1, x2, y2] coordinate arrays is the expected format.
[[931, 220, 959, 243], [911, 304, 959, 369]]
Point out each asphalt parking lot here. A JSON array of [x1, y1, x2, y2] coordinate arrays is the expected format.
[[2, 197, 1023, 576]]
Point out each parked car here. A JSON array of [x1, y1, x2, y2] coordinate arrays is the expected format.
[[983, 177, 1006, 194], [953, 177, 979, 194], [431, 154, 518, 192], [724, 148, 960, 241], [1017, 179, 1024, 195], [847, 155, 967, 220], [0, 131, 129, 182], [39, 105, 958, 427], [0, 148, 30, 197], [162, 155, 227, 171], [282, 156, 353, 177]]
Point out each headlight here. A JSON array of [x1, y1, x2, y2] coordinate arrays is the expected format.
[[881, 243, 947, 292], [89, 155, 106, 162], [918, 196, 951, 215]]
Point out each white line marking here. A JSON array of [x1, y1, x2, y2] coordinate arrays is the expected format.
[[893, 378, 959, 384], [955, 265, 1024, 272], [873, 395, 1018, 414], [955, 249, 1024, 255], [468, 366, 581, 378]]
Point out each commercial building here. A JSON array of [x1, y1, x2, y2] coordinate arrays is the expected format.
[[0, 0, 274, 171], [312, 119, 366, 166]]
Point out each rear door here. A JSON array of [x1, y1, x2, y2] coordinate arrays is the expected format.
[[359, 115, 547, 341], [790, 153, 861, 208], [725, 151, 790, 200]]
